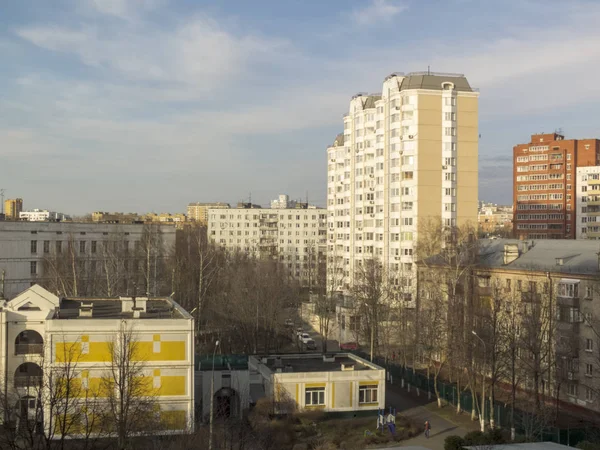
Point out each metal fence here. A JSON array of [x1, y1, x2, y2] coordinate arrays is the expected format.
[[353, 351, 591, 446]]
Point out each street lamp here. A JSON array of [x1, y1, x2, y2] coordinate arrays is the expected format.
[[472, 330, 486, 433], [208, 340, 220, 450]]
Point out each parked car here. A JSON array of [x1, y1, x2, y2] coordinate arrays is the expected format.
[[340, 342, 358, 350], [304, 339, 317, 350], [285, 319, 294, 327], [300, 333, 311, 343]]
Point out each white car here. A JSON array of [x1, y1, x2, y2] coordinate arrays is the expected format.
[[300, 333, 311, 343]]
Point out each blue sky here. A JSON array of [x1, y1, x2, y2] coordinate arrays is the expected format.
[[2, 0, 600, 214]]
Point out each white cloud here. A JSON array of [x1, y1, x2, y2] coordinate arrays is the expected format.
[[351, 0, 408, 25], [86, 0, 162, 19], [15, 16, 288, 89]]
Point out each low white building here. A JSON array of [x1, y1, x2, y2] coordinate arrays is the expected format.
[[208, 203, 327, 287], [249, 353, 385, 413], [0, 221, 176, 300], [19, 209, 70, 222], [576, 166, 600, 239]]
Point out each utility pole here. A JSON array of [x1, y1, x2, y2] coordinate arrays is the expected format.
[[472, 330, 486, 433]]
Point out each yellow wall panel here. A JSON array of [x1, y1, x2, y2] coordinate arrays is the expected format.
[[160, 410, 187, 430], [136, 341, 186, 361], [158, 376, 186, 396]]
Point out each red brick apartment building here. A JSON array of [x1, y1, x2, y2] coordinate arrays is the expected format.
[[513, 133, 600, 239]]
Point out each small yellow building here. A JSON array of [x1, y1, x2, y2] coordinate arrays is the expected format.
[[249, 353, 385, 413]]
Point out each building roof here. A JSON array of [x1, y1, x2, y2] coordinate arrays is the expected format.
[[423, 238, 600, 276], [55, 297, 188, 320], [255, 353, 380, 373], [399, 73, 473, 92], [465, 443, 572, 450], [361, 95, 381, 109], [333, 133, 344, 146]]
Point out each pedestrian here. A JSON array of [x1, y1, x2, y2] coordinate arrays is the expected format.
[[424, 419, 431, 438]]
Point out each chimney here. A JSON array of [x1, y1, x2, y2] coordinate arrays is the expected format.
[[79, 302, 93, 318], [503, 244, 520, 265]]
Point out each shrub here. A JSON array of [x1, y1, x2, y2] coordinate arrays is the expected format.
[[444, 435, 466, 450], [487, 428, 506, 444], [463, 430, 485, 445], [577, 441, 600, 450]]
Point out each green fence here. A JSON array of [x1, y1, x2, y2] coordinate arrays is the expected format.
[[353, 351, 590, 446]]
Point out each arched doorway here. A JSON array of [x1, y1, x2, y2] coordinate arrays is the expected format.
[[15, 330, 44, 355], [214, 387, 239, 418], [14, 363, 43, 389]]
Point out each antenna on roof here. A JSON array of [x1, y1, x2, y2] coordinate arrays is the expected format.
[[427, 65, 430, 75]]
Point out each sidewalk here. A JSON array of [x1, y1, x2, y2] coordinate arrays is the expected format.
[[386, 381, 479, 449]]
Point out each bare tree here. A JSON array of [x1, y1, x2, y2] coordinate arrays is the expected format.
[[100, 323, 162, 449], [351, 258, 392, 360]]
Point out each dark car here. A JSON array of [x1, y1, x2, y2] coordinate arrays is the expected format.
[[305, 339, 317, 350], [340, 342, 358, 350]]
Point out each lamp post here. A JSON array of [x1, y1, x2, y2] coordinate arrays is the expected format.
[[472, 330, 486, 433], [208, 340, 220, 450]]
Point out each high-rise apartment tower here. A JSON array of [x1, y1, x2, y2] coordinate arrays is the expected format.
[[326, 72, 479, 301], [513, 133, 600, 239]]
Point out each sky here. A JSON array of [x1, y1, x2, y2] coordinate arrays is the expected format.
[[2, 0, 600, 215]]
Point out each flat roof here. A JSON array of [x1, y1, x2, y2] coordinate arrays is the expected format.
[[55, 298, 187, 320], [261, 353, 375, 373], [465, 444, 571, 450]]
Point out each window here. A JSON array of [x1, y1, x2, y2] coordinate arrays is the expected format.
[[517, 280, 522, 291], [567, 383, 578, 397], [56, 241, 62, 253], [305, 387, 325, 406], [506, 279, 511, 290], [558, 283, 578, 298], [43, 241, 50, 254], [586, 286, 593, 299], [30, 240, 37, 254], [586, 339, 593, 352], [359, 384, 378, 404], [79, 241, 86, 254], [91, 241, 97, 253], [586, 363, 593, 377], [30, 261, 37, 275], [586, 387, 594, 402]]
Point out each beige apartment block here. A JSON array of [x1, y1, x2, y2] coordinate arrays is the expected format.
[[207, 202, 327, 288], [187, 202, 230, 225], [418, 238, 600, 414], [326, 72, 479, 303], [0, 285, 194, 438]]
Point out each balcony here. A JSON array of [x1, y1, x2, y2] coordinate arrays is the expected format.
[[557, 296, 580, 307], [14, 376, 43, 388], [15, 344, 43, 355], [14, 362, 43, 389], [557, 321, 580, 334], [15, 330, 44, 355]]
